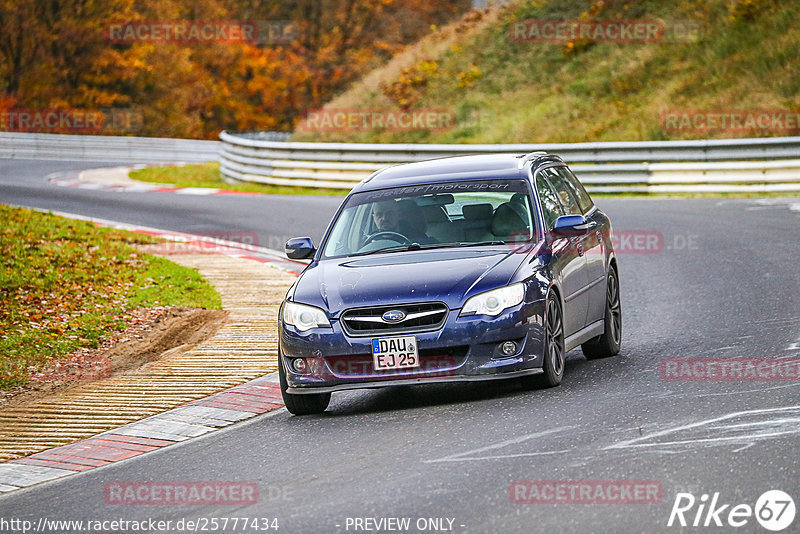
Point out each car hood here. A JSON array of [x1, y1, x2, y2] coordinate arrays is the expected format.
[[290, 247, 527, 315]]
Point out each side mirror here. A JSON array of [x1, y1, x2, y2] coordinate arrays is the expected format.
[[551, 215, 591, 238], [285, 237, 316, 260]]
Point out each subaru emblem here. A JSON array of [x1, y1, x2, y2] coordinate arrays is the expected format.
[[382, 309, 407, 323]]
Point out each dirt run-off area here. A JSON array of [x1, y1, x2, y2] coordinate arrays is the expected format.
[[0, 306, 227, 411]]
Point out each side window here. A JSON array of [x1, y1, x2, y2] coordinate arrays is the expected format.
[[541, 167, 581, 216], [555, 167, 594, 215], [535, 172, 563, 230]]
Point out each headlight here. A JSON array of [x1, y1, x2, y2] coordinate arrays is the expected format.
[[283, 301, 331, 331], [460, 283, 525, 317]]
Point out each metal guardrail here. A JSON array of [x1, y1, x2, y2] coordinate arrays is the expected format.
[[2, 131, 797, 193], [0, 132, 219, 163], [219, 131, 800, 193]]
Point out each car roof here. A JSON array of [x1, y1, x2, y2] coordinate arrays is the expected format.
[[352, 153, 564, 193]]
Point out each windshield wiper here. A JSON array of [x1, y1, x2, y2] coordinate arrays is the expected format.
[[352, 242, 460, 257], [458, 240, 506, 247], [351, 243, 420, 257], [350, 240, 513, 257]]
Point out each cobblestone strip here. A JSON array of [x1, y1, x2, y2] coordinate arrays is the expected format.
[[0, 253, 296, 494]]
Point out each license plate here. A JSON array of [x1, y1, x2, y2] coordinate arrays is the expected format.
[[372, 336, 419, 371]]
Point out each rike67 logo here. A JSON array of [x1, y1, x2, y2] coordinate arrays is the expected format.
[[668, 490, 796, 531]]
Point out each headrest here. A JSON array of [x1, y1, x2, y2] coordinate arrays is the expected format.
[[396, 199, 427, 232], [462, 203, 493, 221], [491, 202, 529, 239]]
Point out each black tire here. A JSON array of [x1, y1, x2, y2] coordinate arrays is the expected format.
[[278, 358, 331, 415], [582, 266, 622, 359], [521, 293, 565, 390]]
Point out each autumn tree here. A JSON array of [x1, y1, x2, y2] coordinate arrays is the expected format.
[[0, 0, 471, 138]]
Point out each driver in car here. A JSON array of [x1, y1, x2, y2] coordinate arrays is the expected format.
[[371, 199, 434, 244], [372, 200, 402, 232]]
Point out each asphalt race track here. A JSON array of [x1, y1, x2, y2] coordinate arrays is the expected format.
[[1, 159, 799, 533], [0, 160, 343, 250]]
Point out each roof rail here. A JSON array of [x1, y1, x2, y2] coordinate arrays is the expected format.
[[517, 150, 549, 169]]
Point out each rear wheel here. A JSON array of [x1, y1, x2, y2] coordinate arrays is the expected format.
[[521, 293, 565, 389], [279, 358, 330, 415], [582, 266, 622, 359]]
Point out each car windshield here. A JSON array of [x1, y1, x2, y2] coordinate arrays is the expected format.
[[322, 179, 536, 258]]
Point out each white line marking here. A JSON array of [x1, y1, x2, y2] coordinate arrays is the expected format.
[[424, 426, 572, 463], [605, 405, 800, 452], [652, 382, 800, 399]]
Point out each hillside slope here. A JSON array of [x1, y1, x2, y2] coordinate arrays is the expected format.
[[293, 0, 800, 144]]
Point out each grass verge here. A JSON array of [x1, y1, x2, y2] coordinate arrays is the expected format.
[[0, 205, 222, 389], [297, 0, 800, 145], [130, 162, 346, 196]]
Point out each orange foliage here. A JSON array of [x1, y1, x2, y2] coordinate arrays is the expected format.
[[0, 0, 470, 138]]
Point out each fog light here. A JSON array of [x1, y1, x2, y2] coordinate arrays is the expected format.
[[500, 341, 517, 356], [291, 358, 308, 373]]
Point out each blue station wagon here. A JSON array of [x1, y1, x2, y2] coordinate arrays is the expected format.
[[279, 152, 622, 414]]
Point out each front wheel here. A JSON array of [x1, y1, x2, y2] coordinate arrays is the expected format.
[[582, 266, 622, 359], [279, 358, 330, 415], [521, 293, 565, 390]]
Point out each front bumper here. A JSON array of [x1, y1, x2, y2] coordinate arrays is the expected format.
[[280, 301, 546, 393]]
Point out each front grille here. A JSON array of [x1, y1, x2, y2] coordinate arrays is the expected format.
[[341, 302, 448, 336], [325, 346, 469, 377]]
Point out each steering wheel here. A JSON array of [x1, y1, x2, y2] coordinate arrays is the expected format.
[[364, 231, 411, 245]]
